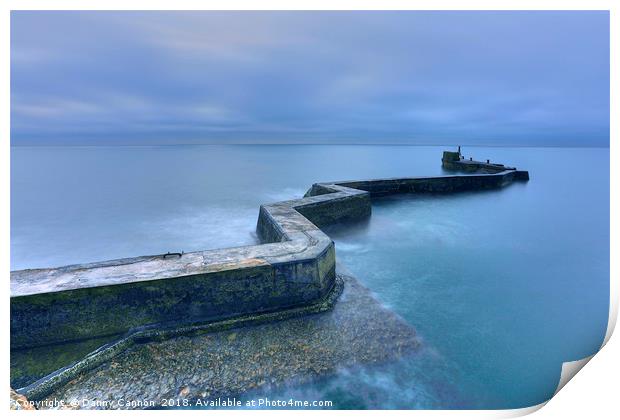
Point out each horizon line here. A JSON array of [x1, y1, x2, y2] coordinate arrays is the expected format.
[[9, 142, 610, 149]]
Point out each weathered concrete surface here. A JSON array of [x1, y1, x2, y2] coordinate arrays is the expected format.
[[256, 183, 371, 244], [35, 273, 419, 410], [11, 234, 336, 349], [11, 209, 339, 349]]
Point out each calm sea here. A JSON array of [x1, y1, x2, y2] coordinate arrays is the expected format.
[[10, 145, 609, 409]]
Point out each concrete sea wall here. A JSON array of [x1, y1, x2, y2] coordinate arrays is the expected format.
[[11, 153, 529, 351], [11, 225, 337, 349]]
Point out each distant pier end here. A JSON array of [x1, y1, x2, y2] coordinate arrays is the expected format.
[[442, 147, 529, 181]]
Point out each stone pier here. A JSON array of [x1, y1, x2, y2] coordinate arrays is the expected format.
[[11, 150, 529, 401]]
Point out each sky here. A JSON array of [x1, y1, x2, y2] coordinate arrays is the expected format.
[[11, 11, 609, 146]]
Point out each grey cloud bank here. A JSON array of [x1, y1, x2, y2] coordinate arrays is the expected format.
[[11, 11, 609, 146]]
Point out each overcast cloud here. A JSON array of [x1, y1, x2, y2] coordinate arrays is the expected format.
[[11, 11, 609, 146]]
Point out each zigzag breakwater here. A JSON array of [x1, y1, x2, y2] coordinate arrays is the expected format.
[[10, 150, 529, 399]]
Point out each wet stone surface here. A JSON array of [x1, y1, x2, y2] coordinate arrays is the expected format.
[[42, 273, 419, 410]]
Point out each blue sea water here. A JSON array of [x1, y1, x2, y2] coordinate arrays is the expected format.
[[10, 145, 609, 409]]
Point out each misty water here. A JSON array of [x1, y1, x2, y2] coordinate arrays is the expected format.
[[11, 145, 609, 409]]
